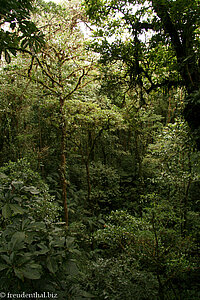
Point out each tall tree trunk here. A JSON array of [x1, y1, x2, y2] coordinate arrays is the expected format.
[[85, 159, 91, 203], [60, 96, 68, 227]]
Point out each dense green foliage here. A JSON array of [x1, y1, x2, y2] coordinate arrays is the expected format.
[[0, 0, 199, 299], [0, 0, 44, 62], [84, 0, 200, 146]]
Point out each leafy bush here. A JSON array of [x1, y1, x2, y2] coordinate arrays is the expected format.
[[0, 158, 61, 224], [80, 256, 159, 300], [91, 208, 199, 299], [89, 162, 121, 210], [0, 159, 84, 298]]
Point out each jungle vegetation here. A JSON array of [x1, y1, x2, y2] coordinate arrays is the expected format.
[[0, 0, 199, 299]]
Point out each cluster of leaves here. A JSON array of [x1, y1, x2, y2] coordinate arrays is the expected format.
[[89, 207, 199, 299], [143, 119, 200, 213], [0, 159, 87, 299], [0, 0, 44, 62]]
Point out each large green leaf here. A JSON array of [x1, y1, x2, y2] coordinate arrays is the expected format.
[[10, 204, 25, 215], [27, 222, 46, 231], [65, 259, 79, 276], [34, 243, 49, 255], [20, 264, 42, 280], [14, 268, 24, 281], [0, 263, 8, 271], [1, 255, 11, 265], [21, 218, 31, 230], [65, 236, 75, 248], [2, 203, 12, 218], [46, 256, 58, 274], [11, 232, 25, 251], [17, 254, 32, 266]]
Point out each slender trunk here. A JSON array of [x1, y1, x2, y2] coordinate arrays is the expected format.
[[57, 56, 68, 228], [101, 144, 107, 165], [60, 95, 68, 227], [38, 107, 45, 176], [169, 280, 180, 300], [85, 159, 91, 203], [166, 91, 172, 124], [182, 177, 192, 235], [84, 128, 104, 204]]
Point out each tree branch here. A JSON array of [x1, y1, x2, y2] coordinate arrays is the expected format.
[[64, 69, 85, 100], [151, 0, 185, 59]]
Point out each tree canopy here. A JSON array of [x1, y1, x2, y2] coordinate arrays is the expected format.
[[0, 0, 44, 62], [84, 0, 200, 146]]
